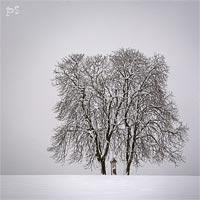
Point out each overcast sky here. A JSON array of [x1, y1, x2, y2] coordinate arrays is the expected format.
[[1, 1, 199, 175]]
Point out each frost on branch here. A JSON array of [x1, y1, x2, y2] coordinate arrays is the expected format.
[[48, 49, 188, 175]]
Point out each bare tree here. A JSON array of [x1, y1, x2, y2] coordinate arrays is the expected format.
[[48, 49, 188, 175], [110, 49, 188, 175], [48, 54, 125, 174]]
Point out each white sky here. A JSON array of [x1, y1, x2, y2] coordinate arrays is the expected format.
[[1, 1, 199, 175]]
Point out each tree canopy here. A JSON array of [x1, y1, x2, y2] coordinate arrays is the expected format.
[[48, 48, 188, 175]]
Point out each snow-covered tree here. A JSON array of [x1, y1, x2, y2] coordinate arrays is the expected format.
[[48, 49, 188, 175], [110, 49, 188, 175], [48, 54, 125, 174]]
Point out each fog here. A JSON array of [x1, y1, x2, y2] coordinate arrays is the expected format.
[[1, 1, 199, 175]]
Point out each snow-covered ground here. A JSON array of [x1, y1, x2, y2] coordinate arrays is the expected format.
[[1, 175, 199, 200]]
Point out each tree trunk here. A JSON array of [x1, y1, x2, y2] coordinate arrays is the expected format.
[[126, 161, 131, 175], [126, 127, 131, 162], [100, 159, 106, 175], [126, 126, 137, 175]]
